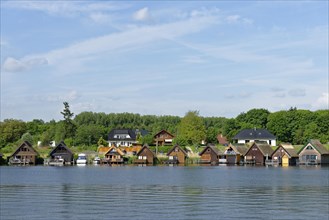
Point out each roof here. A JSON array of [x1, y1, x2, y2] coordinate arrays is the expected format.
[[233, 128, 276, 140], [217, 134, 228, 145], [167, 145, 187, 156], [108, 129, 148, 141], [247, 142, 274, 156], [98, 146, 111, 154], [136, 144, 156, 157], [199, 144, 223, 156], [105, 146, 125, 156], [227, 143, 249, 156], [11, 141, 39, 157], [272, 144, 298, 158], [298, 139, 329, 155], [49, 141, 73, 156], [154, 130, 175, 138]]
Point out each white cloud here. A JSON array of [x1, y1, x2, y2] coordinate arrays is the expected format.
[[226, 15, 240, 23], [312, 92, 329, 109], [182, 55, 207, 64], [2, 57, 48, 72], [133, 7, 150, 21], [89, 12, 112, 24]]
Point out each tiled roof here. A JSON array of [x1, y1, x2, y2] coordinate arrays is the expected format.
[[233, 128, 276, 140]]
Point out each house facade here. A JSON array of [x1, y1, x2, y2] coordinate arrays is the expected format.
[[134, 145, 156, 164], [49, 141, 74, 164], [9, 141, 39, 165], [298, 140, 329, 165], [166, 145, 187, 164], [244, 142, 274, 165], [108, 129, 148, 147], [154, 130, 175, 146], [233, 128, 277, 146], [271, 143, 298, 166]]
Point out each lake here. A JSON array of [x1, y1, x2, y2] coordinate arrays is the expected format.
[[1, 165, 328, 220]]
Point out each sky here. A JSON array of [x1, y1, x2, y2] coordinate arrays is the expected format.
[[1, 1, 328, 121]]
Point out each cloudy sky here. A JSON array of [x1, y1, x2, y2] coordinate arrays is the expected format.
[[1, 1, 328, 121]]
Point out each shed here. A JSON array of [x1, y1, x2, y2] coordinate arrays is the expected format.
[[224, 143, 249, 164], [104, 146, 125, 164], [199, 144, 223, 165]]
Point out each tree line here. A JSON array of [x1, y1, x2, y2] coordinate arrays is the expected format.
[[1, 103, 328, 152]]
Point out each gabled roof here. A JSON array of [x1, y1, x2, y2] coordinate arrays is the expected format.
[[167, 145, 187, 156], [11, 141, 39, 157], [98, 146, 111, 154], [154, 130, 175, 138], [108, 129, 148, 141], [298, 139, 329, 155], [272, 144, 298, 158], [49, 141, 73, 156], [246, 142, 274, 156], [199, 144, 223, 156], [105, 146, 125, 156], [233, 128, 276, 140], [227, 143, 249, 156], [136, 144, 156, 157], [217, 134, 228, 145]]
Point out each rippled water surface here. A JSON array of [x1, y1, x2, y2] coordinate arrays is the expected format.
[[1, 165, 328, 220]]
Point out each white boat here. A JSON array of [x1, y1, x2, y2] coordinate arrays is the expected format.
[[93, 156, 101, 165], [76, 153, 87, 165]]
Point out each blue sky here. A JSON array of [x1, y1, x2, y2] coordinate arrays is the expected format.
[[1, 1, 328, 121]]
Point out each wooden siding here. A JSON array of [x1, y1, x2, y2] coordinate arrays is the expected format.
[[245, 145, 265, 165], [272, 146, 298, 166], [199, 147, 218, 164], [135, 147, 155, 164], [299, 144, 325, 164], [167, 147, 186, 164], [154, 130, 174, 146]]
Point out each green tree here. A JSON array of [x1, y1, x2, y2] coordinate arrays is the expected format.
[[0, 119, 27, 146], [97, 137, 108, 146], [21, 132, 34, 144], [176, 111, 206, 146], [60, 102, 76, 139]]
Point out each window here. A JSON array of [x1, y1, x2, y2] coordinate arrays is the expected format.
[[138, 156, 143, 159], [306, 145, 313, 150], [143, 156, 147, 160]]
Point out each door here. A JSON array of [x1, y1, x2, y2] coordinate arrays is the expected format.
[[282, 155, 289, 167]]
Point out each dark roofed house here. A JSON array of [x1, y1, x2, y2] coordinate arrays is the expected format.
[[134, 145, 156, 164], [9, 141, 39, 165], [272, 143, 298, 166], [298, 140, 329, 165], [108, 129, 148, 147], [233, 128, 276, 146], [199, 144, 224, 165], [166, 145, 188, 164], [244, 142, 274, 165], [224, 143, 249, 164]]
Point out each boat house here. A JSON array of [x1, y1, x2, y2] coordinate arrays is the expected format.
[[104, 146, 125, 164], [9, 141, 39, 165], [271, 143, 298, 166], [199, 144, 224, 165], [134, 145, 156, 164], [233, 128, 277, 146], [166, 145, 188, 164], [224, 143, 249, 164], [48, 141, 74, 165], [298, 140, 329, 165], [244, 142, 274, 165]]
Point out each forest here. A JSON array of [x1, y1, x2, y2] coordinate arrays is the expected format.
[[1, 103, 329, 155]]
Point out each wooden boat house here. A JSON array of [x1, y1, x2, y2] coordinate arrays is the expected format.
[[104, 146, 125, 164], [271, 143, 298, 166], [199, 144, 224, 165], [154, 130, 175, 146], [48, 141, 74, 165], [9, 141, 39, 165], [165, 145, 188, 164], [244, 142, 274, 165], [224, 143, 249, 164], [134, 145, 156, 164], [298, 140, 329, 165]]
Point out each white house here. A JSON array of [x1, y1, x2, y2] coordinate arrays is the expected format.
[[233, 128, 277, 146]]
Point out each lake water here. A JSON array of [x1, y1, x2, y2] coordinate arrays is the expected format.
[[1, 165, 328, 220]]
